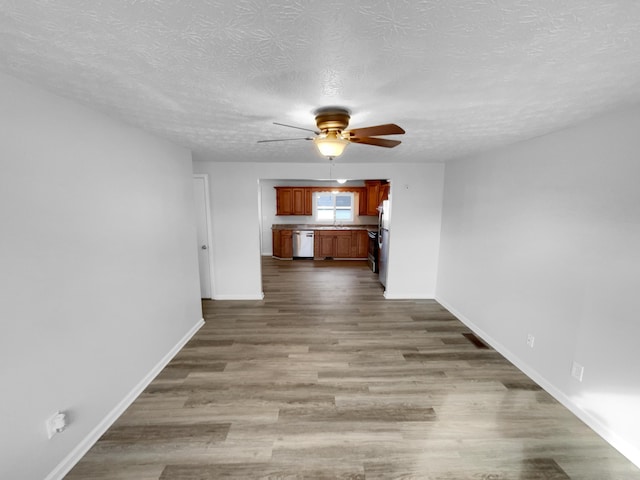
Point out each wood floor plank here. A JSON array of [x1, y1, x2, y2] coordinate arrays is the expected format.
[[160, 464, 366, 480], [64, 257, 640, 479]]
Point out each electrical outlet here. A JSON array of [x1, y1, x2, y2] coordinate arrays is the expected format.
[[571, 361, 584, 382], [526, 334, 535, 348], [46, 411, 67, 439]]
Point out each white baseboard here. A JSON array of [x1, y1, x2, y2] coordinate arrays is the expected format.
[[435, 296, 640, 470], [45, 317, 205, 480], [384, 292, 435, 300], [213, 293, 265, 300]]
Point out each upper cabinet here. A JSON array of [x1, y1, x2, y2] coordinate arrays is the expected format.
[[362, 180, 390, 216], [275, 187, 292, 215], [364, 180, 380, 216], [275, 187, 312, 216], [380, 182, 390, 204], [275, 182, 388, 217], [297, 188, 313, 215]]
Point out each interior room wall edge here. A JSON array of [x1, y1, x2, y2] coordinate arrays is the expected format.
[[436, 296, 640, 468], [44, 319, 204, 480]]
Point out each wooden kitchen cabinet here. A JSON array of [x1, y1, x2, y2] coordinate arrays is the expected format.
[[291, 188, 303, 213], [379, 183, 390, 204], [363, 180, 390, 216], [305, 188, 313, 214], [315, 233, 337, 258], [292, 187, 312, 215], [358, 187, 368, 216], [281, 230, 293, 258], [272, 229, 292, 259], [278, 185, 377, 217], [335, 231, 352, 258], [314, 230, 367, 259], [352, 230, 369, 258], [364, 181, 380, 216], [276, 188, 293, 215], [275, 187, 312, 216]]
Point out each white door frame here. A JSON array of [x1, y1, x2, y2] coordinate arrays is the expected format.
[[193, 173, 215, 299]]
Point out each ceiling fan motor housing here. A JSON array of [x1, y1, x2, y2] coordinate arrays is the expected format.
[[314, 107, 350, 132]]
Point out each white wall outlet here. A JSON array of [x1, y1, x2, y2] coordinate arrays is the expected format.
[[46, 411, 67, 439], [571, 361, 584, 382], [526, 334, 535, 348]]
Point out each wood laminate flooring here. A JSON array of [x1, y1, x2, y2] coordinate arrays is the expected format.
[[65, 257, 640, 479]]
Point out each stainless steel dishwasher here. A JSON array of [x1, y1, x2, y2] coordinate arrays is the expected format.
[[292, 230, 314, 258]]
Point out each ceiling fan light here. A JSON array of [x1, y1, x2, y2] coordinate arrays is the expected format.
[[336, 178, 347, 184], [313, 131, 349, 158]]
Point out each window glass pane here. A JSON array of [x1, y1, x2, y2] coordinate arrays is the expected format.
[[335, 209, 352, 220], [335, 195, 352, 207], [314, 191, 353, 222], [316, 194, 333, 207], [316, 209, 334, 221]]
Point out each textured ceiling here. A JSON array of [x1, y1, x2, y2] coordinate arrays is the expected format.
[[2, 1, 640, 163]]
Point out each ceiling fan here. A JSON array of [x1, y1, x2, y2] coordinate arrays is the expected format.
[[257, 107, 405, 159]]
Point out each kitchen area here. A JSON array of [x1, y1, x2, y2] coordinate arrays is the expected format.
[[261, 179, 391, 287]]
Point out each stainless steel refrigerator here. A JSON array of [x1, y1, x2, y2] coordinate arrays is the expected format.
[[378, 199, 390, 287]]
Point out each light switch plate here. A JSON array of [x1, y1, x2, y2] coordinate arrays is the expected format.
[[571, 361, 584, 382]]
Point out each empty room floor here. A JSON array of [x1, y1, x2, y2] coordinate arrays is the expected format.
[[65, 257, 640, 479]]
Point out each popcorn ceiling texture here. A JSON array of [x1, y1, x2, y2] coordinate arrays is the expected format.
[[1, 0, 640, 163]]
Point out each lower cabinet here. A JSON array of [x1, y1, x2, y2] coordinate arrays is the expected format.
[[316, 233, 337, 258], [335, 231, 353, 258], [281, 230, 293, 258], [314, 230, 368, 259], [275, 228, 369, 260], [272, 229, 292, 259], [352, 230, 369, 258]]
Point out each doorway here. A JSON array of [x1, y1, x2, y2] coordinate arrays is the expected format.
[[193, 174, 214, 299]]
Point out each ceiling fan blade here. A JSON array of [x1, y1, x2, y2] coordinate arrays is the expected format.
[[257, 137, 313, 143], [273, 122, 320, 134], [349, 137, 402, 148], [345, 123, 405, 138]]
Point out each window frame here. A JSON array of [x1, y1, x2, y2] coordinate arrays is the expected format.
[[314, 191, 355, 223]]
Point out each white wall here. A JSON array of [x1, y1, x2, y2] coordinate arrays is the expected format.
[[436, 105, 640, 467], [192, 161, 445, 300], [259, 179, 378, 256], [0, 73, 203, 480]]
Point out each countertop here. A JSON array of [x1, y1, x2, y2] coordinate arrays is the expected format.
[[272, 224, 377, 231]]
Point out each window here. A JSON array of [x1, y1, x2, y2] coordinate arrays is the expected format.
[[315, 191, 354, 222]]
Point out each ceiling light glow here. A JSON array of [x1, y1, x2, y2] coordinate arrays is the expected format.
[[313, 130, 349, 158]]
